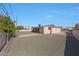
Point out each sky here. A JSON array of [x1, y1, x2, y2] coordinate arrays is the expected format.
[[0, 3, 79, 28]]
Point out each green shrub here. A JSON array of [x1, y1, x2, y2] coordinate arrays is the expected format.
[[0, 15, 16, 36]]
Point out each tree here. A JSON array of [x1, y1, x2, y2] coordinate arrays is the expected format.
[[74, 24, 79, 30], [16, 26, 24, 30], [0, 15, 16, 36]]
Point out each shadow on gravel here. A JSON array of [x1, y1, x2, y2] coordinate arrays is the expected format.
[[64, 32, 79, 56]]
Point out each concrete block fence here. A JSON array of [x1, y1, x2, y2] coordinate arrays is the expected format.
[[0, 33, 11, 51], [73, 30, 79, 40]]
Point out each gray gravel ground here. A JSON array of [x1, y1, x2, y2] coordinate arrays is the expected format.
[[7, 32, 66, 56]]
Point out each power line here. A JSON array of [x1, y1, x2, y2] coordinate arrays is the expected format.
[[0, 3, 15, 19], [8, 3, 17, 24], [9, 3, 17, 26], [0, 4, 7, 15], [8, 3, 14, 18], [1, 3, 9, 16], [0, 3, 17, 26]]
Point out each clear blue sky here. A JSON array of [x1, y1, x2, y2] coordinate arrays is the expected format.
[[0, 3, 79, 28]]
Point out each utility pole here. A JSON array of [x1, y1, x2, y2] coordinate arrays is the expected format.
[[15, 16, 18, 32], [15, 16, 17, 27]]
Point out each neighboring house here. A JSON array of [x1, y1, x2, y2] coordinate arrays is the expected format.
[[32, 25, 61, 34]]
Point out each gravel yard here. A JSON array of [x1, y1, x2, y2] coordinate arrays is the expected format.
[[7, 32, 66, 56]]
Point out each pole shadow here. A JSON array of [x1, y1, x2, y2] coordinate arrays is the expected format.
[[64, 31, 79, 56]]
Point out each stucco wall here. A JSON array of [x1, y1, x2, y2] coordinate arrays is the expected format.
[[43, 27, 61, 34], [43, 27, 50, 34], [52, 28, 61, 34], [73, 30, 79, 40]]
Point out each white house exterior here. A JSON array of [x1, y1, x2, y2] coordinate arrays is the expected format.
[[39, 26, 61, 34], [32, 25, 61, 34], [51, 28, 61, 34]]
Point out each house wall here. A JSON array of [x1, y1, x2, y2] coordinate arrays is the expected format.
[[43, 27, 50, 34], [51, 28, 61, 34], [32, 26, 61, 34], [43, 27, 61, 34]]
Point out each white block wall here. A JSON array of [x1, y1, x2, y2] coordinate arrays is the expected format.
[[43, 27, 61, 34], [43, 27, 50, 34], [73, 30, 79, 40], [52, 28, 61, 34]]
